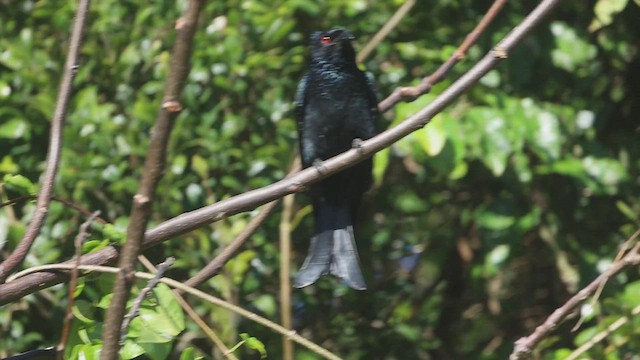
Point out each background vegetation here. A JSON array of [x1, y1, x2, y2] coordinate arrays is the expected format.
[[1, 0, 639, 359]]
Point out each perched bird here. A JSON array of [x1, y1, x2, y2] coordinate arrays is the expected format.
[[294, 28, 379, 290]]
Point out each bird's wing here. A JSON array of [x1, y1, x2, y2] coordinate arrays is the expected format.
[[364, 71, 381, 136], [294, 74, 308, 137]]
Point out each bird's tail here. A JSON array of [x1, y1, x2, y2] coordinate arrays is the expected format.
[[293, 203, 366, 290]]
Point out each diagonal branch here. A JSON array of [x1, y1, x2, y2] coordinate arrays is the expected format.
[[0, 0, 91, 283], [179, 0, 504, 290], [509, 231, 640, 360], [356, 0, 417, 64], [120, 257, 175, 344], [56, 210, 101, 359], [99, 1, 205, 358], [0, 195, 108, 224], [7, 264, 341, 359], [378, 0, 508, 113], [0, 0, 562, 307], [183, 161, 300, 289]]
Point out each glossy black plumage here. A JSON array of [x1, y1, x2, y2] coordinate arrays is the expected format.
[[294, 28, 379, 290]]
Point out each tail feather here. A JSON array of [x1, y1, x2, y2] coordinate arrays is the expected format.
[[330, 225, 366, 290], [293, 230, 333, 288], [294, 204, 366, 290]]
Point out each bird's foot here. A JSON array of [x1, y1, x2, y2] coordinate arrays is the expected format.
[[313, 159, 326, 174], [352, 138, 365, 154]]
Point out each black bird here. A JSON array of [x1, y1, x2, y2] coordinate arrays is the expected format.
[[294, 28, 379, 290]]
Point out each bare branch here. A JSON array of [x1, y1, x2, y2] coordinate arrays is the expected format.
[[184, 161, 300, 289], [356, 0, 416, 64], [509, 232, 640, 360], [8, 264, 342, 360], [0, 0, 562, 306], [174, 291, 238, 359], [566, 303, 640, 360], [99, 1, 205, 357], [0, 0, 91, 283], [56, 210, 100, 359], [279, 193, 295, 360], [135, 255, 237, 358], [378, 0, 508, 113], [1, 195, 108, 224], [120, 257, 175, 344]]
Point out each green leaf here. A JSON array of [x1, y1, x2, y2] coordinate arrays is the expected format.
[[533, 111, 562, 161], [0, 118, 28, 139], [72, 300, 95, 324], [252, 294, 276, 317], [130, 313, 172, 343], [616, 201, 639, 223], [102, 224, 126, 244], [550, 21, 597, 71], [240, 333, 267, 358], [3, 174, 36, 195], [121, 340, 145, 360], [419, 114, 446, 156], [191, 154, 209, 179], [139, 341, 172, 360], [226, 249, 256, 284], [373, 147, 390, 185], [152, 283, 185, 334], [82, 239, 109, 253], [476, 211, 515, 231], [69, 344, 102, 360], [0, 156, 19, 173], [171, 154, 187, 175], [589, 0, 629, 31], [179, 347, 204, 360], [620, 280, 640, 307]]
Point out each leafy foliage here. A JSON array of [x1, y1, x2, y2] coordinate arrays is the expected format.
[[1, 0, 639, 359]]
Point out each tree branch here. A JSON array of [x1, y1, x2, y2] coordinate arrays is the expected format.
[[0, 0, 91, 283], [99, 1, 205, 358], [184, 161, 300, 289], [0, 195, 108, 224], [56, 211, 100, 359], [8, 264, 342, 360], [356, 0, 416, 64], [565, 302, 640, 360], [377, 0, 508, 113], [509, 231, 640, 360], [119, 257, 175, 344], [279, 192, 295, 360], [0, 0, 561, 306], [180, 0, 505, 290]]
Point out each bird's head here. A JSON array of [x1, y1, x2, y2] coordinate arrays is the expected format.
[[309, 28, 357, 66]]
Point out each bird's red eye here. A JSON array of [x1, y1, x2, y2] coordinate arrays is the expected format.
[[321, 36, 332, 44]]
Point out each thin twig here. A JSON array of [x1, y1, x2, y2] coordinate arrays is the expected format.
[[356, 0, 416, 64], [378, 0, 508, 113], [137, 256, 237, 359], [119, 257, 175, 344], [509, 237, 640, 360], [184, 201, 280, 288], [566, 303, 640, 360], [279, 193, 295, 360], [100, 1, 205, 357], [0, 0, 561, 306], [177, 291, 239, 359], [570, 230, 640, 331], [7, 264, 342, 360], [0, 195, 108, 224], [56, 210, 100, 359], [0, 0, 91, 283], [184, 160, 301, 289]]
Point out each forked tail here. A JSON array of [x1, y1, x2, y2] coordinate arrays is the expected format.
[[294, 204, 366, 290]]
